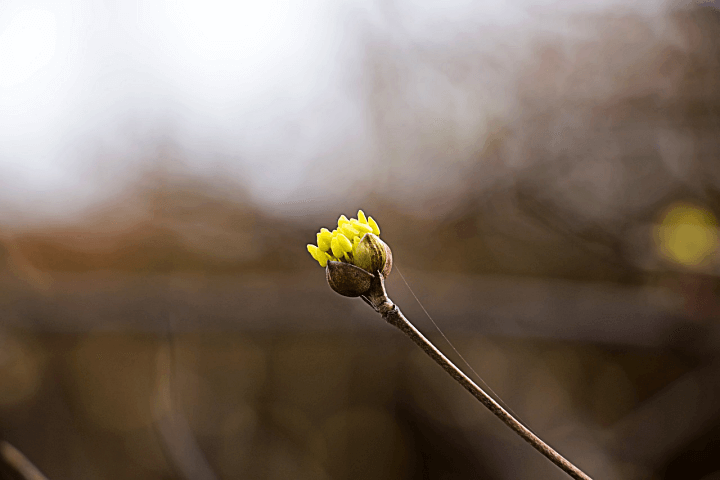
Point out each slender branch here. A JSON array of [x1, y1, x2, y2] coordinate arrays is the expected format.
[[364, 277, 593, 480], [0, 441, 49, 480]]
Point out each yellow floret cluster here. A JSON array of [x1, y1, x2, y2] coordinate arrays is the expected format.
[[307, 210, 381, 267]]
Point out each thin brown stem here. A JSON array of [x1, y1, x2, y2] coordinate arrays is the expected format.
[[363, 276, 593, 480], [0, 441, 49, 480]]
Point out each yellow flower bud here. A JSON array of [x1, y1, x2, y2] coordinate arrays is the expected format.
[[368, 216, 380, 235], [331, 236, 344, 258], [308, 244, 331, 267], [337, 233, 353, 253], [307, 210, 391, 279], [320, 251, 333, 267], [350, 219, 373, 235], [317, 228, 332, 251], [340, 224, 360, 240]]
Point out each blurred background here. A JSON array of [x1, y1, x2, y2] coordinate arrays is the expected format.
[[1, 0, 720, 478]]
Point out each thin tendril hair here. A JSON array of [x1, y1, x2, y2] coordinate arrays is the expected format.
[[395, 265, 539, 438]]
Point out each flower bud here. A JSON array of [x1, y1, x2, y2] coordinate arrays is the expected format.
[[308, 211, 392, 285], [317, 228, 332, 251], [337, 233, 353, 253], [326, 261, 374, 297], [352, 233, 392, 278], [318, 251, 332, 267], [330, 236, 344, 258], [308, 244, 332, 267], [350, 219, 373, 235], [367, 216, 380, 235], [340, 223, 360, 240]]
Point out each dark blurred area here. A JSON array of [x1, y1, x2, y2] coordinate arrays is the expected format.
[[2, 2, 720, 480]]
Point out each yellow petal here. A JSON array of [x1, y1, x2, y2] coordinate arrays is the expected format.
[[357, 210, 367, 224], [317, 228, 332, 251], [340, 224, 360, 240], [337, 233, 353, 253], [368, 216, 380, 235], [338, 215, 350, 227], [309, 244, 329, 266], [350, 219, 373, 235], [331, 237, 344, 258]]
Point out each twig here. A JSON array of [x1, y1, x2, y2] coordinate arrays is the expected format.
[[0, 441, 50, 480], [362, 274, 593, 480]]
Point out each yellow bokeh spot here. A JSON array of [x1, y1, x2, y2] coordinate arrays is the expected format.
[[655, 203, 719, 267]]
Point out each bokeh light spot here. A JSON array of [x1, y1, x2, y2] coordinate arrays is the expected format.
[[655, 203, 719, 267]]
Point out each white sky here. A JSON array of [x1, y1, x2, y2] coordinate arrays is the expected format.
[[0, 0, 679, 225]]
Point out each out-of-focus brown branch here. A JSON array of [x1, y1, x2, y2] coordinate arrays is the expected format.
[[0, 441, 49, 480]]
